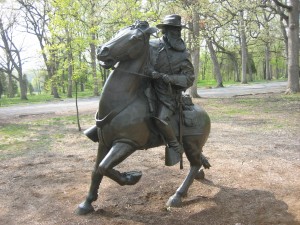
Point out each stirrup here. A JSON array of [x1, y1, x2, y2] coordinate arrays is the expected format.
[[165, 145, 182, 166]]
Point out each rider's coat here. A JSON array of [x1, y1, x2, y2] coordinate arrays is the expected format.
[[149, 37, 195, 111]]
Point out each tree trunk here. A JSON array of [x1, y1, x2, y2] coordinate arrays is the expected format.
[[75, 81, 81, 131], [19, 77, 28, 100], [67, 55, 73, 98], [90, 2, 99, 96], [66, 28, 73, 98], [202, 50, 208, 80], [233, 56, 240, 82], [206, 39, 223, 87], [265, 43, 271, 80], [286, 0, 299, 93], [0, 80, 2, 99], [52, 86, 59, 98], [90, 36, 99, 96], [80, 81, 84, 92], [49, 53, 60, 98], [239, 10, 248, 84], [7, 73, 14, 98], [247, 52, 253, 82], [188, 10, 201, 98], [279, 12, 289, 78]]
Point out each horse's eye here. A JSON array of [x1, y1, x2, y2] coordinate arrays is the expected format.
[[130, 35, 141, 41]]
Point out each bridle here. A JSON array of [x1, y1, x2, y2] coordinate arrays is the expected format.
[[109, 24, 148, 63], [112, 22, 152, 78]]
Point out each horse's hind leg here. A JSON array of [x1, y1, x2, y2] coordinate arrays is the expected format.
[[76, 141, 108, 215], [166, 135, 210, 207], [166, 166, 200, 207], [166, 165, 201, 207]]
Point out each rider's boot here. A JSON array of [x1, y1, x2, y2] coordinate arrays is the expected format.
[[154, 118, 183, 165]]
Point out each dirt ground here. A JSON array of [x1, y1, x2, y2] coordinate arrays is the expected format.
[[0, 93, 299, 225]]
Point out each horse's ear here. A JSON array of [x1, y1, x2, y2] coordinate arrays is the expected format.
[[146, 27, 158, 34]]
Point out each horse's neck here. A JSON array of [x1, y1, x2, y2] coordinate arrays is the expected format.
[[99, 52, 148, 116]]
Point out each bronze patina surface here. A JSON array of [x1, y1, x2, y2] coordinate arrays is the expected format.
[[76, 17, 211, 215]]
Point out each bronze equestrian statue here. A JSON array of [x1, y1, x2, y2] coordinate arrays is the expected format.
[[76, 16, 211, 215]]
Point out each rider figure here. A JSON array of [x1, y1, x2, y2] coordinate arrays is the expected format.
[[148, 14, 195, 155]]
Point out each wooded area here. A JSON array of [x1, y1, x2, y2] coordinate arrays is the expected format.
[[0, 0, 299, 100]]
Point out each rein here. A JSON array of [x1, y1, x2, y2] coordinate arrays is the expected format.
[[114, 67, 150, 78], [95, 66, 148, 128]]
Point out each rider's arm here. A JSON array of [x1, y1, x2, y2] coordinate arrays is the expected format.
[[167, 59, 195, 89]]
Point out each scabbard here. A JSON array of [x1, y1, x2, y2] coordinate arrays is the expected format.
[[179, 95, 184, 169]]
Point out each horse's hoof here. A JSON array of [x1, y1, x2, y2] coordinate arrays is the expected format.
[[166, 194, 182, 207], [201, 156, 211, 169], [195, 169, 205, 181], [124, 171, 142, 185], [75, 202, 95, 215]]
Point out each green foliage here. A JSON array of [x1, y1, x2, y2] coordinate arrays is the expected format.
[[0, 93, 53, 106], [0, 0, 293, 97], [0, 87, 96, 107], [0, 112, 94, 160]]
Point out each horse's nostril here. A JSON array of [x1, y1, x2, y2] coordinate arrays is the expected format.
[[99, 47, 110, 56]]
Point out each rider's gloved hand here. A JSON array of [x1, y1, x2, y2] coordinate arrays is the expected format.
[[151, 71, 162, 79], [161, 74, 172, 84]]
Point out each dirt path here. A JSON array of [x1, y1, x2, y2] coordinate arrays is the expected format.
[[0, 91, 299, 225], [197, 81, 287, 98]]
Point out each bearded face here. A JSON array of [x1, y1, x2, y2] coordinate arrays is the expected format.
[[162, 26, 186, 51]]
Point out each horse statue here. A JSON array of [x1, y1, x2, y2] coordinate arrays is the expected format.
[[76, 21, 211, 215]]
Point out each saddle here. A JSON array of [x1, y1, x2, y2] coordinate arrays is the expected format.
[[144, 86, 208, 137]]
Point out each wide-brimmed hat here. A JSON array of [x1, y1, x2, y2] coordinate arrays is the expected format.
[[156, 14, 186, 29]]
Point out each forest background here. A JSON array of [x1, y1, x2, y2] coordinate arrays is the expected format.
[[0, 0, 299, 102]]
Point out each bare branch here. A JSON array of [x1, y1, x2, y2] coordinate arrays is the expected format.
[[272, 0, 292, 11]]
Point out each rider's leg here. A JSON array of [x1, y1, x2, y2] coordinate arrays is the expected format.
[[154, 104, 182, 154]]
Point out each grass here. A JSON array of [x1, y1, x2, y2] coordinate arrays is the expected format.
[[0, 89, 97, 107], [0, 114, 91, 160], [202, 93, 300, 132], [0, 124, 30, 136], [197, 78, 287, 88], [0, 94, 54, 106]]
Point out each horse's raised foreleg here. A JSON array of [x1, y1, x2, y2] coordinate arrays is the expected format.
[[76, 141, 108, 215], [98, 142, 142, 186]]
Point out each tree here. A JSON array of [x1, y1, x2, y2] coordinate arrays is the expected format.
[[0, 13, 28, 100], [264, 0, 299, 93], [206, 37, 223, 87], [0, 38, 15, 97], [189, 9, 201, 97], [239, 9, 248, 84], [88, 0, 99, 96], [17, 0, 60, 98]]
